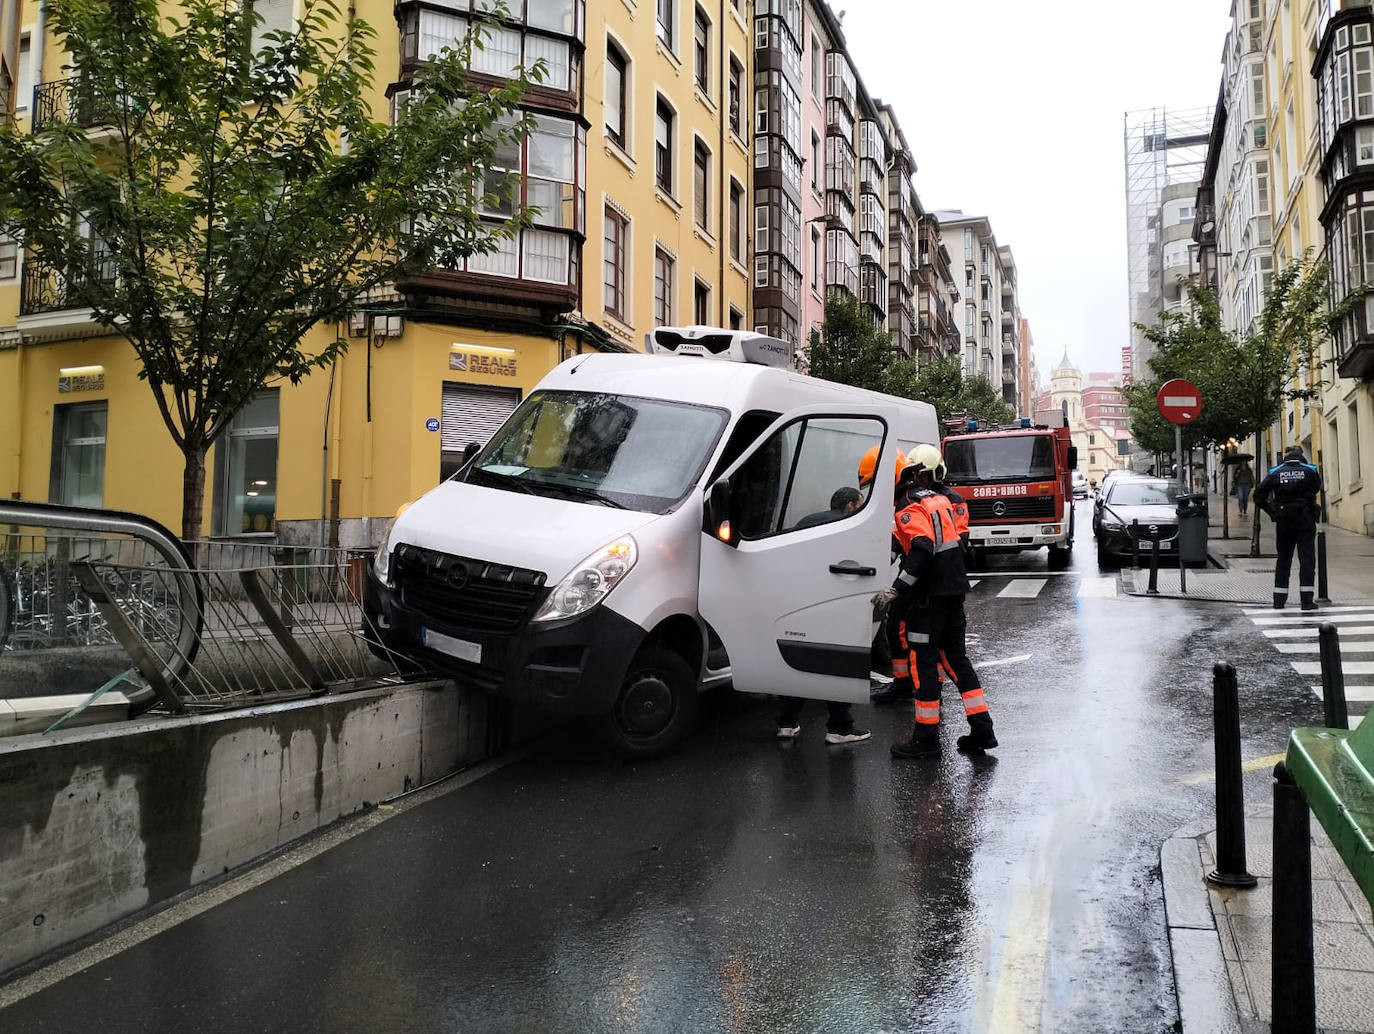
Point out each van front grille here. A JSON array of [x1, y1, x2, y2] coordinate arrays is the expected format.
[[393, 545, 547, 637]]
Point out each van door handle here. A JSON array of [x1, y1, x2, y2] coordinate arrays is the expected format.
[[829, 561, 876, 577]]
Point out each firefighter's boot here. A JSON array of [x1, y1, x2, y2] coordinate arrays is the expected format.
[[891, 731, 942, 759], [1301, 591, 1318, 612], [956, 723, 998, 754], [1273, 591, 1287, 610], [871, 677, 915, 705]]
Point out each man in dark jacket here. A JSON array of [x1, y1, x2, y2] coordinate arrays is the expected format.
[[1254, 445, 1323, 611]]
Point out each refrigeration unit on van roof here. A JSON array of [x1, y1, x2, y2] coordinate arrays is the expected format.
[[646, 326, 793, 369]]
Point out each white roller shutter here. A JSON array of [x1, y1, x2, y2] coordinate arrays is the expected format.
[[440, 382, 522, 453]]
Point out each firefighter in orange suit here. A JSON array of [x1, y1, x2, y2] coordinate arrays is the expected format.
[[859, 446, 914, 701], [884, 444, 997, 759]]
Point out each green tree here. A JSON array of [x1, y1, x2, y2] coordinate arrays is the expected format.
[[0, 0, 537, 538], [807, 293, 894, 393], [1128, 259, 1346, 553], [884, 354, 1014, 428]]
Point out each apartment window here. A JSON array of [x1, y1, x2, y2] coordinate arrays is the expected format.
[[605, 42, 628, 150], [603, 206, 628, 322], [1329, 418, 1342, 492], [810, 34, 823, 101], [0, 233, 17, 281], [694, 6, 710, 91], [16, 33, 31, 112], [51, 402, 107, 509], [729, 306, 743, 330], [811, 227, 821, 289], [217, 392, 280, 535], [654, 247, 675, 326], [810, 130, 821, 192], [655, 98, 675, 194], [694, 279, 711, 324], [1351, 402, 1363, 485], [250, 0, 295, 53], [656, 0, 676, 51], [728, 57, 743, 137], [729, 179, 744, 262], [694, 139, 711, 229]]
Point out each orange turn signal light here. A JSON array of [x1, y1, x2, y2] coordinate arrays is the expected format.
[[717, 521, 732, 542]]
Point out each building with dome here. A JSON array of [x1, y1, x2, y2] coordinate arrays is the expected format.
[[1033, 351, 1133, 486]]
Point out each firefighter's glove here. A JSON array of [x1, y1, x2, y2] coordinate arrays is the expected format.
[[870, 587, 898, 610]]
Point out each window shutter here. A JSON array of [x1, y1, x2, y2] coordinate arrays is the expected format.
[[440, 382, 522, 453]]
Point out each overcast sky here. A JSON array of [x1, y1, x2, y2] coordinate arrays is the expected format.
[[839, 0, 1234, 383]]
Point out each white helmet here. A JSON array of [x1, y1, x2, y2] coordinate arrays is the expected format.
[[906, 443, 947, 482]]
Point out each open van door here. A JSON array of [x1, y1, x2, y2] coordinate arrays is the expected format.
[[699, 403, 899, 704]]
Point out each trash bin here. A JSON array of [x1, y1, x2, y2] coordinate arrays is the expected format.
[[345, 549, 371, 601], [1176, 493, 1209, 565]]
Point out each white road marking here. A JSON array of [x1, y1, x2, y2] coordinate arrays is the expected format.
[[1311, 686, 1374, 702], [1075, 576, 1118, 599], [1244, 605, 1374, 616], [977, 653, 1033, 669], [968, 579, 982, 588], [1274, 639, 1374, 654], [1263, 625, 1374, 638], [997, 579, 1046, 599], [1251, 612, 1374, 626], [1292, 661, 1374, 676]]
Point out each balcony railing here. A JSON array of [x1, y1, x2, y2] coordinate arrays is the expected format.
[[31, 77, 121, 134], [19, 254, 117, 316]]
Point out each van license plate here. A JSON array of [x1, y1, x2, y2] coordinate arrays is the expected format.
[[422, 628, 482, 664]]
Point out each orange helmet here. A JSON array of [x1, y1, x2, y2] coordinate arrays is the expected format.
[[858, 446, 909, 487]]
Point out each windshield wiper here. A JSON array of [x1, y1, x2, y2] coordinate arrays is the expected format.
[[546, 483, 628, 509], [470, 467, 537, 495]]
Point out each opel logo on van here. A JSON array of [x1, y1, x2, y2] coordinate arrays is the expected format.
[[440, 560, 471, 589], [992, 501, 1007, 517]]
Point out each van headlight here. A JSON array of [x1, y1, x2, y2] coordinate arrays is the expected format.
[[372, 502, 414, 587], [373, 532, 394, 585], [533, 537, 638, 622]]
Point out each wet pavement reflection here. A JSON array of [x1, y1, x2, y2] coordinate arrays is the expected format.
[[0, 503, 1323, 1032]]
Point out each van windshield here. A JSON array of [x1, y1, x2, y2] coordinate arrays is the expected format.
[[465, 390, 729, 514]]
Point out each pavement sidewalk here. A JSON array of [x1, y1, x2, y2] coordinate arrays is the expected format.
[[1163, 800, 1374, 1034], [1119, 489, 1374, 606], [1156, 492, 1374, 1031]]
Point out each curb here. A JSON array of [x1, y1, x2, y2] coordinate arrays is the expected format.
[[1161, 829, 1244, 1034]]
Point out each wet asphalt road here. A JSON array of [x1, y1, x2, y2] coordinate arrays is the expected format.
[[1, 501, 1325, 1033]]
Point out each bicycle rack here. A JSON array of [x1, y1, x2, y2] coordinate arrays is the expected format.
[[0, 500, 202, 715]]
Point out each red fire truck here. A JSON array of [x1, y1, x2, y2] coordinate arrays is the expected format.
[[941, 411, 1078, 568]]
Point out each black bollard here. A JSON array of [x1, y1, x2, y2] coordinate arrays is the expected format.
[[1132, 519, 1141, 569], [1207, 662, 1258, 888], [1320, 622, 1348, 730], [1317, 529, 1330, 603], [1147, 530, 1160, 595], [1271, 762, 1316, 1034]]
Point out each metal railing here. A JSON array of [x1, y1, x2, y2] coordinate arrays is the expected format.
[[30, 76, 119, 134], [19, 253, 118, 316], [1, 501, 419, 721]]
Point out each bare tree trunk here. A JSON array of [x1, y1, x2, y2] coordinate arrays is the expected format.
[[181, 443, 209, 543]]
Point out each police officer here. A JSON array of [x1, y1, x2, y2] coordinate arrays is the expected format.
[[885, 444, 997, 759], [1254, 445, 1324, 611]]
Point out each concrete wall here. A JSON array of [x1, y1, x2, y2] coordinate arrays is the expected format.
[[0, 681, 514, 976]]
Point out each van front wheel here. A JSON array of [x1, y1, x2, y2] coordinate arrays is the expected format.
[[600, 645, 698, 759]]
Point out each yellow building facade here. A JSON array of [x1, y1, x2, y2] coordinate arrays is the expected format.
[[0, 0, 747, 545]]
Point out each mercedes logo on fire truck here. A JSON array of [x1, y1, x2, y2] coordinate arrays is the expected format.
[[992, 501, 1007, 517]]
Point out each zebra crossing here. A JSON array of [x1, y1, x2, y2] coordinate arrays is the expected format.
[[966, 572, 1120, 602], [1242, 604, 1374, 707]]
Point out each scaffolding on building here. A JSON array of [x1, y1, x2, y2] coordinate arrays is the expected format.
[[1123, 106, 1214, 378]]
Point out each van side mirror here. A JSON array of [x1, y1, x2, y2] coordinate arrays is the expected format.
[[1067, 446, 1078, 469], [706, 478, 738, 547]]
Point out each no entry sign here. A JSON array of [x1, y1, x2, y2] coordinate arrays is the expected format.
[[1156, 379, 1202, 425]]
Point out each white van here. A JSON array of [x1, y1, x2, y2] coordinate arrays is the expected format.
[[363, 327, 939, 756]]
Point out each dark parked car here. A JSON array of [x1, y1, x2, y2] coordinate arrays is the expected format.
[[1093, 478, 1189, 568]]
